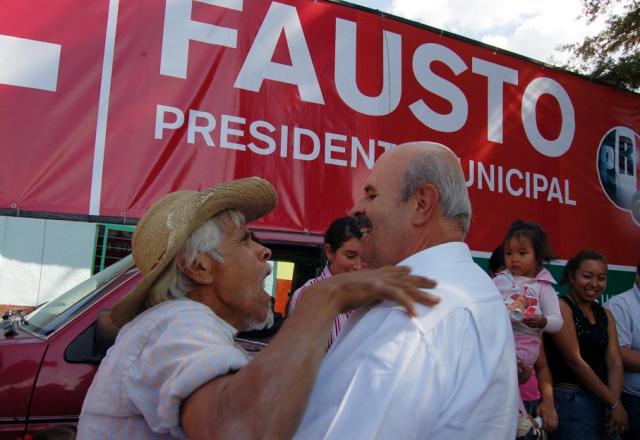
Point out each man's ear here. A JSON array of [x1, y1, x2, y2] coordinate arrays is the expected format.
[[411, 183, 439, 226], [178, 253, 216, 285]]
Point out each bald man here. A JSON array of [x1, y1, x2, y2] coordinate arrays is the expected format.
[[294, 142, 519, 439]]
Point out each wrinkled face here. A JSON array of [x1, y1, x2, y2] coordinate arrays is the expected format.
[[325, 237, 363, 275], [212, 220, 273, 331], [504, 237, 538, 278], [569, 259, 608, 303], [350, 152, 411, 268]]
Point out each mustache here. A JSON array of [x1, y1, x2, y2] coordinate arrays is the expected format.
[[354, 213, 372, 233]]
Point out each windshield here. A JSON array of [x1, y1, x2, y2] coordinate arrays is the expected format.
[[23, 255, 135, 336]]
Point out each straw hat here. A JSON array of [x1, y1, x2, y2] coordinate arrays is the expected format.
[[109, 177, 277, 328]]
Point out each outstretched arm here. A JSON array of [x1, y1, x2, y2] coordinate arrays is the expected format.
[[181, 266, 438, 439], [606, 299, 640, 372]]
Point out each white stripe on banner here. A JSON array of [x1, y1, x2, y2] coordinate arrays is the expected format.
[[90, 0, 120, 216]]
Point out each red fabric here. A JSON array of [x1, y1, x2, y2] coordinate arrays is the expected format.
[[1, 0, 638, 265]]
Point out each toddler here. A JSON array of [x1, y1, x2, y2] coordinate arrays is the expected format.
[[494, 220, 563, 368], [494, 221, 563, 437]]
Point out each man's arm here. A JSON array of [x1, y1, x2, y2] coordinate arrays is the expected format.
[[181, 266, 438, 439], [620, 347, 640, 372], [605, 298, 640, 372]]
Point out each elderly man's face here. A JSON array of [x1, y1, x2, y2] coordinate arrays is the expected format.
[[210, 220, 273, 331], [351, 149, 413, 268]]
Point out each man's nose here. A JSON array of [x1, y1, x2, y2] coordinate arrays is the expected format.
[[259, 244, 272, 261], [350, 199, 364, 217]]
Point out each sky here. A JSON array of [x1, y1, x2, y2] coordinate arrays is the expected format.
[[345, 0, 604, 66]]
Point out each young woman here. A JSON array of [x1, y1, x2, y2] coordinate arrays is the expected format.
[[544, 250, 629, 439], [287, 216, 363, 349]]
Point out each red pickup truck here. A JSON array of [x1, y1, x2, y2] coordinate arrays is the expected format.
[[0, 232, 321, 440]]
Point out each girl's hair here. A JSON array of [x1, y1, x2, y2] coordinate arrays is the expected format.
[[324, 216, 362, 252], [503, 220, 557, 266], [489, 244, 505, 275], [562, 249, 608, 286]]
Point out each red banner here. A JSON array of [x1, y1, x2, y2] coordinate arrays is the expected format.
[[1, 0, 639, 265]]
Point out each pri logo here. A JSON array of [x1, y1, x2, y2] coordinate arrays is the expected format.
[[597, 127, 640, 225]]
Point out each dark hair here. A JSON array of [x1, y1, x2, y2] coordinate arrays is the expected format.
[[562, 249, 608, 286], [637, 259, 640, 275], [489, 244, 505, 275], [503, 220, 557, 266], [324, 216, 362, 252]]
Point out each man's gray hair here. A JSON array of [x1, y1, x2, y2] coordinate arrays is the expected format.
[[144, 210, 245, 310], [400, 149, 472, 236]]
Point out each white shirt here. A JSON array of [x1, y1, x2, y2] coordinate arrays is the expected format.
[[294, 242, 519, 439], [77, 299, 250, 439], [605, 282, 640, 397]]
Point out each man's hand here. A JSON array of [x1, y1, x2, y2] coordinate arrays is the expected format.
[[305, 265, 439, 317], [523, 314, 547, 329]]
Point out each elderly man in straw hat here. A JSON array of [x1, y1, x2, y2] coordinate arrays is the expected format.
[[77, 177, 438, 439]]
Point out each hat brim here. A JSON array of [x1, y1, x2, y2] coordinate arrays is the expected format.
[[109, 177, 277, 328]]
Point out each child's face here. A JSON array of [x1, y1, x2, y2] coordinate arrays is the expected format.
[[504, 237, 538, 278]]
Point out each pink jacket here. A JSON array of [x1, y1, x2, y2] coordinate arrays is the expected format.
[[494, 268, 563, 337]]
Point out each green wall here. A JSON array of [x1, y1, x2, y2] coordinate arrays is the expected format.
[[473, 257, 636, 304]]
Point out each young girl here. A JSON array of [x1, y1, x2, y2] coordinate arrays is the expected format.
[[494, 220, 563, 369], [287, 216, 364, 350], [494, 220, 563, 438]]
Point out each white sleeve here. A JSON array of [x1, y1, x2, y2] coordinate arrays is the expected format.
[[540, 284, 563, 333], [605, 298, 632, 347], [122, 309, 249, 437], [493, 273, 513, 300]]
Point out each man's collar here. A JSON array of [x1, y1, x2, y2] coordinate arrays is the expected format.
[[399, 241, 471, 270]]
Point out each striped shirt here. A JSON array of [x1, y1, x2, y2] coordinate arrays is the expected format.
[[288, 265, 352, 350], [77, 299, 250, 439]]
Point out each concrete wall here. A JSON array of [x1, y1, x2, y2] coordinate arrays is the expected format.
[[0, 217, 95, 308]]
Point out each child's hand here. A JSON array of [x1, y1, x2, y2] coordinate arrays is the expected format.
[[523, 314, 547, 328], [517, 359, 532, 385]]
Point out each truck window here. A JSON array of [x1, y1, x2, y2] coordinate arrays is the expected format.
[[22, 255, 136, 337]]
